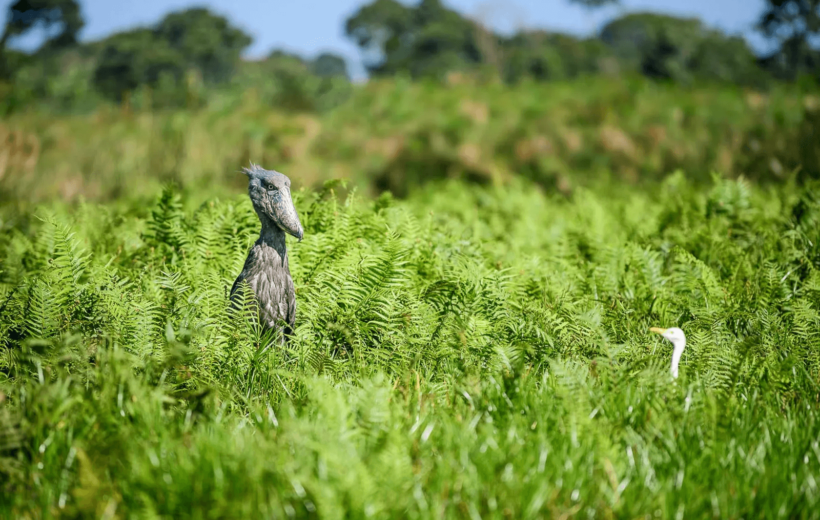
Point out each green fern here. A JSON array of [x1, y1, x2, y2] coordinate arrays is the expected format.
[[1, 176, 820, 518]]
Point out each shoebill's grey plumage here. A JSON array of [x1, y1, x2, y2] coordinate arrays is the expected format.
[[231, 164, 303, 341]]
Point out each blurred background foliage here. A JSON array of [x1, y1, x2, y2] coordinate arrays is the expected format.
[[2, 76, 819, 205], [0, 0, 818, 204]]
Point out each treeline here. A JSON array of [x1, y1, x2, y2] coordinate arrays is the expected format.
[[0, 0, 818, 115], [0, 2, 352, 113], [346, 0, 768, 85]]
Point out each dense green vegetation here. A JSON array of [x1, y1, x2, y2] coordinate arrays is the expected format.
[[2, 1, 820, 517], [2, 169, 820, 517], [1, 77, 819, 205]]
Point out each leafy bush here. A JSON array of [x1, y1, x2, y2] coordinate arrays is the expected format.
[[1, 173, 820, 517]]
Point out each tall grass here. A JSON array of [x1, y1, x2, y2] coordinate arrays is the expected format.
[[1, 170, 820, 518]]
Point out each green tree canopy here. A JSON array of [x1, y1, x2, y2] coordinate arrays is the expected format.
[[0, 0, 83, 78], [501, 31, 612, 82], [346, 1, 768, 86], [154, 8, 252, 83], [311, 52, 349, 78], [91, 7, 251, 103], [758, 0, 820, 80], [600, 13, 764, 84], [345, 0, 482, 79], [92, 29, 184, 102], [568, 0, 619, 9], [253, 50, 349, 80], [0, 0, 83, 50], [344, 0, 414, 74]]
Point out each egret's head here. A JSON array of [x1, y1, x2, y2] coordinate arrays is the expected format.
[[242, 164, 303, 241], [650, 327, 685, 344]]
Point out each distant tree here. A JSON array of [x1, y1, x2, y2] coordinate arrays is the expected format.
[[345, 0, 764, 86], [568, 0, 621, 42], [600, 13, 764, 84], [690, 33, 770, 85], [344, 0, 414, 74], [91, 8, 252, 104], [229, 49, 352, 112], [92, 29, 185, 103], [567, 0, 619, 9], [0, 0, 83, 50], [0, 0, 83, 78], [758, 0, 820, 80], [155, 8, 252, 84], [311, 53, 349, 79], [408, 0, 484, 78], [266, 50, 309, 69], [345, 0, 482, 79], [501, 31, 611, 82]]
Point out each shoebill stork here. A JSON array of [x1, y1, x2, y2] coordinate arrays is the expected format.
[[231, 164, 303, 342]]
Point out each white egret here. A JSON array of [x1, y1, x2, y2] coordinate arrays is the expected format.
[[649, 327, 686, 379]]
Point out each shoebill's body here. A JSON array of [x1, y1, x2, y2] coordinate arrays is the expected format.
[[231, 164, 304, 341]]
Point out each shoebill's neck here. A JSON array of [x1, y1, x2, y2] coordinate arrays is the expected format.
[[256, 214, 289, 268]]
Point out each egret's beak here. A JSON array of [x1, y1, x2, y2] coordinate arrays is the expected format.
[[649, 327, 667, 334]]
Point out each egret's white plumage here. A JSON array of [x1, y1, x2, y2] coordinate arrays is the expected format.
[[650, 327, 686, 379]]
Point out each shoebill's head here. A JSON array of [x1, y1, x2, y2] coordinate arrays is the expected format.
[[242, 163, 303, 241]]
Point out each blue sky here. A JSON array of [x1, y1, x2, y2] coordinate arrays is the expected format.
[[3, 0, 770, 79]]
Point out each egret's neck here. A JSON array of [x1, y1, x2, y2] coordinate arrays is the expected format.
[[670, 338, 686, 378]]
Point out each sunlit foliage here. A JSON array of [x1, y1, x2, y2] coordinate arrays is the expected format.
[[1, 173, 820, 517]]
